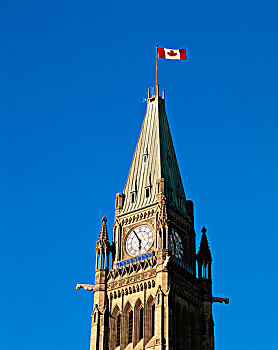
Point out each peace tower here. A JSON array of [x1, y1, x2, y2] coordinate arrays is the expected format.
[[77, 86, 228, 350]]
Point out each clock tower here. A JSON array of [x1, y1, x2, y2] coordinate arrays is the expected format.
[[77, 86, 228, 350]]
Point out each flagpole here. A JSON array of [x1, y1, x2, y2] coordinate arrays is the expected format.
[[156, 45, 158, 95]]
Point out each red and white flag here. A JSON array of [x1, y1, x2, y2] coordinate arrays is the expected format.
[[157, 47, 187, 60]]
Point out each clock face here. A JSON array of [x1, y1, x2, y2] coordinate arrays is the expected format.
[[126, 224, 154, 257], [169, 228, 184, 260]]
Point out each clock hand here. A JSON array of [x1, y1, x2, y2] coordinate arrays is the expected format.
[[133, 231, 142, 249]]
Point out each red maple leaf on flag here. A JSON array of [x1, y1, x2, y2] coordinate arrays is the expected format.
[[167, 50, 177, 57]]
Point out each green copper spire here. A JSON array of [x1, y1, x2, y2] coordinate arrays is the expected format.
[[120, 89, 188, 218]]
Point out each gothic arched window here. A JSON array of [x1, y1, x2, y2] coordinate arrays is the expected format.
[[116, 314, 121, 347], [110, 305, 120, 349], [176, 303, 182, 350], [182, 307, 191, 349], [134, 299, 143, 346], [128, 310, 133, 344]]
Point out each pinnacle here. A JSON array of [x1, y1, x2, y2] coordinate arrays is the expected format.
[[98, 216, 109, 242], [197, 227, 212, 261]]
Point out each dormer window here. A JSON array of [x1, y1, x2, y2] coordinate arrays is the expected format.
[[168, 187, 173, 201], [178, 196, 182, 209], [143, 147, 149, 163], [145, 174, 152, 199], [131, 191, 136, 204], [131, 180, 138, 204], [167, 151, 172, 167]]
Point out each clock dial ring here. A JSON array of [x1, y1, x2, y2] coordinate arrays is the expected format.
[[126, 224, 154, 257]]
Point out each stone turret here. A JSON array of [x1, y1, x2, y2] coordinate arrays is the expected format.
[[197, 226, 212, 280], [90, 217, 110, 350], [95, 217, 110, 270], [197, 227, 214, 350]]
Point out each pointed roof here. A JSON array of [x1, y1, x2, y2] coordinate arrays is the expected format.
[[197, 227, 212, 261], [120, 89, 188, 218]]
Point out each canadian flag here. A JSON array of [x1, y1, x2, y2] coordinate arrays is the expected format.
[[157, 47, 187, 60]]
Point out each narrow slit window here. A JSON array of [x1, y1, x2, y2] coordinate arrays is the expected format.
[[139, 307, 144, 340], [145, 187, 150, 198], [128, 310, 133, 344], [116, 314, 121, 346], [151, 304, 155, 337]]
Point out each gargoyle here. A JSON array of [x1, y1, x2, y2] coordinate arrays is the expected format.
[[76, 283, 94, 291]]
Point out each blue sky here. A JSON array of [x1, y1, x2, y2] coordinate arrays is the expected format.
[[1, 0, 278, 349]]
